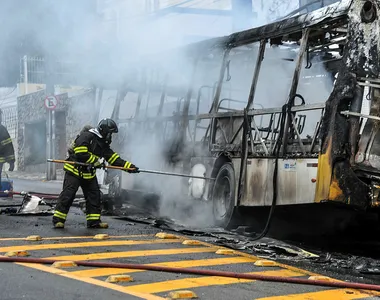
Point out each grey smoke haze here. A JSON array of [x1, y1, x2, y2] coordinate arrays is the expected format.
[[0, 0, 336, 227]]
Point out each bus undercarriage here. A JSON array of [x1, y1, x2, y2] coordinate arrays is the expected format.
[[103, 0, 380, 229]]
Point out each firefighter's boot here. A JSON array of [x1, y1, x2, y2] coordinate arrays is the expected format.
[[53, 222, 65, 229], [87, 221, 109, 229]]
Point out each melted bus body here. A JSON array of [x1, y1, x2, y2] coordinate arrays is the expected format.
[[108, 0, 380, 228]]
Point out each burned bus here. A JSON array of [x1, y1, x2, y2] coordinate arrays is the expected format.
[[107, 0, 380, 229]]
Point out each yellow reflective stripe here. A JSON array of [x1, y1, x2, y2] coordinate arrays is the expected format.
[[6, 155, 15, 160], [124, 161, 132, 169], [86, 154, 96, 164], [53, 211, 67, 219], [64, 163, 96, 179], [108, 153, 119, 165], [86, 214, 101, 220], [0, 157, 6, 162], [0, 138, 12, 146], [82, 173, 96, 179], [64, 164, 79, 176], [54, 211, 67, 217], [74, 149, 87, 153], [74, 146, 88, 154]]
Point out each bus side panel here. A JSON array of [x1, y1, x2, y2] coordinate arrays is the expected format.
[[239, 158, 318, 207], [242, 158, 269, 207]]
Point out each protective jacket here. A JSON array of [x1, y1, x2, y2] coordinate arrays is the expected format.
[[0, 124, 15, 163], [64, 128, 132, 179]]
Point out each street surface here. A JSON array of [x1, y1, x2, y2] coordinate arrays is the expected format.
[[0, 178, 379, 300]]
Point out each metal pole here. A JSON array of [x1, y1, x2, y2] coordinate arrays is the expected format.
[[46, 110, 52, 180], [51, 110, 56, 180], [137, 168, 214, 181], [23, 55, 28, 95], [45, 54, 55, 181]]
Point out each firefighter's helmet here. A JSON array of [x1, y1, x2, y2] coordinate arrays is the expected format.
[[97, 118, 118, 144]]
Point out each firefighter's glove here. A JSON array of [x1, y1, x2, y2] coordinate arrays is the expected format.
[[93, 161, 103, 169], [127, 163, 140, 173], [8, 162, 14, 172]]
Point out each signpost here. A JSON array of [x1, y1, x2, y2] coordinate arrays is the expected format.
[[45, 95, 58, 180], [44, 95, 58, 110]]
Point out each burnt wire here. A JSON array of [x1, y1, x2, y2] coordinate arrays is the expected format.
[[366, 87, 372, 100], [249, 103, 288, 241]]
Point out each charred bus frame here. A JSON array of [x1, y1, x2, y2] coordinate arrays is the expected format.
[[111, 0, 380, 229]]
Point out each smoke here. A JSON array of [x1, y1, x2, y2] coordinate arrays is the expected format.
[[0, 0, 336, 228]]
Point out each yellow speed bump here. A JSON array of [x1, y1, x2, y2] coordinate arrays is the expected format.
[[308, 275, 336, 282], [93, 234, 110, 240], [168, 290, 198, 299], [105, 275, 134, 283], [254, 260, 278, 267], [25, 235, 42, 241], [155, 232, 178, 239], [215, 249, 235, 255], [182, 240, 201, 246], [52, 261, 78, 268], [5, 250, 29, 257]]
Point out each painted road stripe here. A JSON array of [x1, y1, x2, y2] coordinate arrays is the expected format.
[[69, 256, 256, 277], [44, 247, 217, 261], [16, 262, 165, 300], [0, 234, 153, 241], [255, 288, 375, 299], [0, 239, 181, 252], [124, 269, 305, 294]]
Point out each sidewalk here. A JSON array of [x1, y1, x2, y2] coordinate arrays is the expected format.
[[3, 169, 64, 182], [3, 170, 109, 192]]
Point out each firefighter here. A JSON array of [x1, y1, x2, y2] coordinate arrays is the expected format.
[[0, 109, 15, 188], [52, 118, 139, 229]]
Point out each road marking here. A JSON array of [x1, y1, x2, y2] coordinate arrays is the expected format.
[[195, 239, 318, 275], [0, 239, 181, 252], [16, 262, 165, 300], [10, 233, 380, 299], [124, 269, 305, 294], [44, 247, 217, 261], [255, 288, 374, 299], [70, 256, 256, 277], [0, 234, 153, 241]]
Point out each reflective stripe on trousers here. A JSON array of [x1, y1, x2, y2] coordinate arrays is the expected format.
[[53, 210, 67, 220], [86, 214, 101, 221]]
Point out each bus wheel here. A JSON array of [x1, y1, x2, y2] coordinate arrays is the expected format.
[[211, 162, 236, 228]]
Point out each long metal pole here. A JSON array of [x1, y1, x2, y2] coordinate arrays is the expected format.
[[47, 159, 215, 181], [51, 110, 56, 180], [134, 168, 214, 180], [46, 110, 52, 180]]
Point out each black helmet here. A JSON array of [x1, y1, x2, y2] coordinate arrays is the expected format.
[[97, 118, 118, 144]]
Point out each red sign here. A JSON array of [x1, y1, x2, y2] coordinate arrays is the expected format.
[[44, 95, 58, 110]]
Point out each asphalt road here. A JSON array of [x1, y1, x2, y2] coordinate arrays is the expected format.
[[0, 179, 379, 300]]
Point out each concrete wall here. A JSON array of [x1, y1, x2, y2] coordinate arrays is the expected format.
[[65, 89, 97, 148], [17, 89, 96, 172]]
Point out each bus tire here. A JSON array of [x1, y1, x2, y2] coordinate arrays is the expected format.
[[211, 162, 236, 228]]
